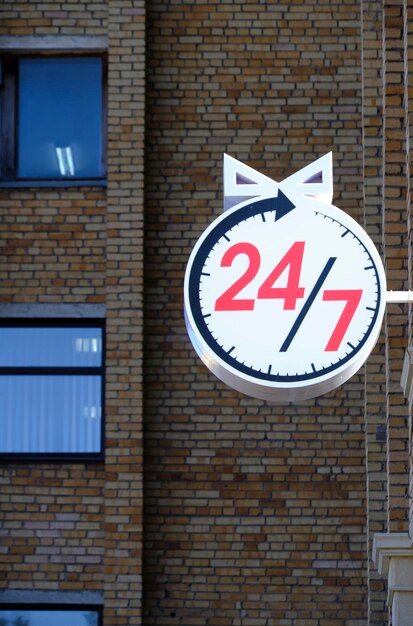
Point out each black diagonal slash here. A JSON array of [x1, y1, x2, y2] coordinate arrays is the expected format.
[[280, 257, 337, 352]]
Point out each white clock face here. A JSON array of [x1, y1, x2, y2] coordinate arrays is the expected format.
[[184, 194, 386, 402]]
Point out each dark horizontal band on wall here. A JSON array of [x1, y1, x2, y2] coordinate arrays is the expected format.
[[0, 180, 107, 188], [0, 305, 106, 319], [0, 367, 103, 375], [0, 452, 105, 464]]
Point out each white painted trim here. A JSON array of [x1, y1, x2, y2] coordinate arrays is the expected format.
[[222, 152, 334, 212], [279, 152, 333, 205], [223, 153, 278, 211], [373, 533, 413, 575], [401, 347, 413, 402]]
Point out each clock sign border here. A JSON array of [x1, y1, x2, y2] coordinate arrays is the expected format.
[[184, 162, 387, 402]]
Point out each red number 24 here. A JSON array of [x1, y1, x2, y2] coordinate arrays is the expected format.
[[214, 241, 362, 352]]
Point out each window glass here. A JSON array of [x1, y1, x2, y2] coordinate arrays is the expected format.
[[0, 375, 102, 453], [0, 327, 102, 367], [0, 322, 104, 456], [0, 609, 98, 626], [17, 57, 103, 179], [0, 60, 3, 166]]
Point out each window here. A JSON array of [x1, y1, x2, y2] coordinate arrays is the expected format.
[[0, 320, 104, 459], [0, 605, 102, 626], [0, 54, 106, 182]]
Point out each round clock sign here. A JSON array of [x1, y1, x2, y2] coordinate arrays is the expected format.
[[184, 154, 386, 402]]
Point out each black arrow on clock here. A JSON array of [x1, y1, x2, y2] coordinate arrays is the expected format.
[[253, 190, 295, 221], [275, 189, 295, 220]]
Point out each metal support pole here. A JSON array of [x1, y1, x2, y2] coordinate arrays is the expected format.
[[386, 291, 413, 304]]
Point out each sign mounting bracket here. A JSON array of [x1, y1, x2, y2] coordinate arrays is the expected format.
[[386, 291, 413, 304]]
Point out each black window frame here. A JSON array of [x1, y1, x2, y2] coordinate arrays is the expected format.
[[0, 52, 107, 184], [0, 603, 103, 626], [0, 318, 105, 463]]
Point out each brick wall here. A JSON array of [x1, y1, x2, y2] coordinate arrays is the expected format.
[[361, 0, 389, 621], [105, 0, 145, 622], [404, 0, 413, 546], [0, 1, 146, 625], [382, 1, 409, 538], [143, 1, 368, 624], [0, 189, 106, 303], [0, 0, 109, 602], [0, 465, 105, 589], [0, 0, 412, 624], [0, 1, 107, 36], [362, 1, 412, 623]]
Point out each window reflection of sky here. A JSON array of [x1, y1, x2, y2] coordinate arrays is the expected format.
[[0, 326, 103, 454], [0, 375, 101, 453], [0, 328, 102, 367], [0, 610, 97, 626], [18, 57, 103, 179]]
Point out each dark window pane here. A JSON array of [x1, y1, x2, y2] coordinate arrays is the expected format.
[[0, 327, 102, 367], [0, 375, 102, 453], [0, 60, 2, 166], [0, 610, 98, 626], [17, 57, 103, 179]]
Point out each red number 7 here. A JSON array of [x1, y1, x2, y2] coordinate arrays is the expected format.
[[322, 289, 363, 351]]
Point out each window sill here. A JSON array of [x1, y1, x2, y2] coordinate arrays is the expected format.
[[0, 179, 107, 188]]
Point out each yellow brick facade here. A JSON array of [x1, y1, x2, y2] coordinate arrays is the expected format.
[[0, 1, 412, 624]]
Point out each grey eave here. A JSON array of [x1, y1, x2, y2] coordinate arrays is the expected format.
[[0, 303, 106, 319], [0, 35, 108, 52], [0, 589, 103, 605]]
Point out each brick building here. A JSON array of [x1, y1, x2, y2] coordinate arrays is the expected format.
[[0, 1, 412, 625]]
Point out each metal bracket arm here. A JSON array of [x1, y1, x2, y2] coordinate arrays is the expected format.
[[386, 291, 413, 304]]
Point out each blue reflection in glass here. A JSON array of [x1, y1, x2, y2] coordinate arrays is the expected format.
[[18, 57, 103, 179], [0, 375, 101, 453], [0, 327, 102, 367], [0, 610, 98, 626]]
